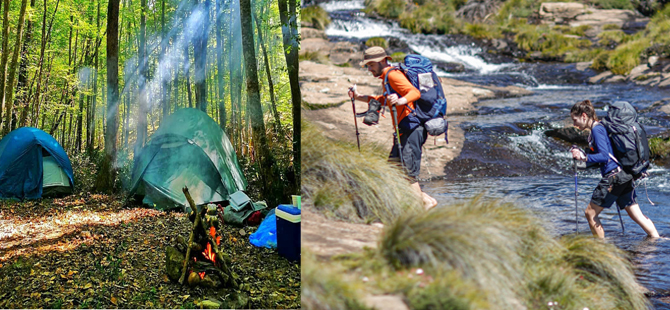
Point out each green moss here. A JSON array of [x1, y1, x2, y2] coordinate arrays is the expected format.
[[399, 1, 460, 34], [365, 37, 389, 49], [606, 39, 649, 75], [301, 5, 331, 30], [390, 52, 407, 62], [649, 137, 670, 158]]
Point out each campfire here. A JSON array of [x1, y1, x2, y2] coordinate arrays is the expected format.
[[165, 187, 238, 289]]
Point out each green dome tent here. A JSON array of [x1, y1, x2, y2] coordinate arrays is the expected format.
[[129, 108, 247, 210]]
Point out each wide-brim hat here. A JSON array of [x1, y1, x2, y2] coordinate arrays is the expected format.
[[360, 46, 392, 67]]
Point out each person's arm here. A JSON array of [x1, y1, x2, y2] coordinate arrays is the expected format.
[[586, 125, 611, 164], [386, 70, 420, 106], [348, 88, 383, 104]]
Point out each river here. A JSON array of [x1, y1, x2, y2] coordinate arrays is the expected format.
[[318, 1, 670, 307]]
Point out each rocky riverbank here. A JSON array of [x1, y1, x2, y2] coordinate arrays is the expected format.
[[300, 28, 533, 180]]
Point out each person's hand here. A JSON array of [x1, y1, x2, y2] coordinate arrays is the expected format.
[[348, 85, 358, 100], [386, 94, 399, 105], [571, 148, 586, 161]]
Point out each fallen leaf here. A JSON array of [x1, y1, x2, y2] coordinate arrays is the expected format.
[[180, 295, 190, 302], [84, 283, 92, 289], [111, 296, 117, 305]]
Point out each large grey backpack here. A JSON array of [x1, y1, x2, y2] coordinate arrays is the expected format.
[[600, 101, 651, 180]]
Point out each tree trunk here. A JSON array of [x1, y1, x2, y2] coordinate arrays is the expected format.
[[161, 0, 169, 119], [135, 0, 148, 162], [240, 0, 274, 197], [215, 0, 226, 129], [16, 0, 36, 128], [88, 0, 100, 154], [95, 0, 120, 193], [253, 10, 280, 133], [0, 0, 11, 131], [278, 0, 300, 189], [185, 45, 193, 108], [3, 0, 30, 135], [194, 0, 209, 112]]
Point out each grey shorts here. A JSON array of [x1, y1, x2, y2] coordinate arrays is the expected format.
[[590, 169, 637, 210], [389, 125, 427, 180]]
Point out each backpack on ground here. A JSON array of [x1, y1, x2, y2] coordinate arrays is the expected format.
[[600, 101, 651, 180], [383, 54, 448, 138]]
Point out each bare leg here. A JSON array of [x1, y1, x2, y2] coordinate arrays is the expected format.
[[624, 203, 659, 238], [585, 202, 605, 238], [410, 182, 437, 210]]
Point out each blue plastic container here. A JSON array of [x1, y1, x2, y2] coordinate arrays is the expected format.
[[275, 204, 301, 262]]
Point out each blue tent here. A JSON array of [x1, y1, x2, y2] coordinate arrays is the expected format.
[[0, 127, 74, 199]]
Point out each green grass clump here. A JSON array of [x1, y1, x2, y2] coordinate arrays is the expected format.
[[568, 25, 592, 37], [564, 48, 604, 63], [399, 2, 460, 34], [390, 52, 407, 62], [462, 23, 502, 40], [590, 0, 634, 10], [606, 39, 649, 75], [597, 30, 630, 46], [365, 37, 388, 49], [302, 119, 423, 224], [649, 137, 670, 158], [591, 50, 612, 70], [494, 0, 535, 23], [299, 51, 330, 64], [301, 5, 331, 30], [302, 251, 371, 310], [515, 27, 592, 58], [603, 23, 621, 30], [375, 0, 406, 18], [379, 196, 650, 309]]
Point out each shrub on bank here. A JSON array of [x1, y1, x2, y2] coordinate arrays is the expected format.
[[462, 23, 502, 40], [606, 38, 649, 75], [301, 5, 331, 30], [597, 30, 631, 47], [365, 37, 389, 48], [591, 50, 612, 70], [399, 1, 460, 34], [649, 137, 670, 158], [302, 252, 370, 310], [390, 52, 407, 62]]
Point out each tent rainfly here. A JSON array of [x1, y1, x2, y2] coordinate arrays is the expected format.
[[0, 127, 74, 199], [129, 108, 247, 211]]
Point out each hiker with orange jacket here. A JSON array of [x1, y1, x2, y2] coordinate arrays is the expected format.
[[347, 46, 437, 210]]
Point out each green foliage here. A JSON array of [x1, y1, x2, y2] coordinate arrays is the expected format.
[[399, 1, 460, 34], [299, 51, 330, 64], [302, 120, 423, 224], [606, 39, 649, 75], [391, 52, 407, 62], [302, 252, 371, 310], [462, 23, 502, 40], [564, 48, 604, 63], [649, 137, 670, 158], [375, 0, 407, 18], [591, 50, 612, 70], [603, 23, 621, 30], [406, 274, 478, 310], [597, 30, 630, 46], [568, 25, 591, 37], [365, 37, 389, 49], [590, 0, 634, 10], [494, 0, 534, 22], [301, 5, 331, 30], [515, 27, 590, 58]]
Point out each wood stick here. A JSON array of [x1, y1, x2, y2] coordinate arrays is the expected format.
[[179, 186, 202, 285], [205, 233, 239, 289]]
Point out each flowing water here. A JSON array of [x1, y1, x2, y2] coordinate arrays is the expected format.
[[319, 1, 670, 307]]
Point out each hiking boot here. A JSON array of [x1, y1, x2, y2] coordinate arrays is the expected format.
[[363, 99, 382, 126]]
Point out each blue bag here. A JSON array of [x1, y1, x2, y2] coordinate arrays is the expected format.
[[249, 212, 277, 249]]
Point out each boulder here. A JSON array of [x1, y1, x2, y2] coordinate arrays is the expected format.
[[434, 61, 466, 73], [539, 2, 585, 22], [575, 61, 593, 71], [545, 126, 589, 144], [604, 75, 626, 83], [301, 27, 327, 40], [628, 64, 651, 81], [659, 77, 670, 88]]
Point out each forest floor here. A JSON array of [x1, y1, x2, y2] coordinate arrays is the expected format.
[[0, 193, 300, 309]]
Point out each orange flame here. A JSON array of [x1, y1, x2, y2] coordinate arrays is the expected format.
[[209, 226, 216, 239], [203, 242, 216, 262], [198, 271, 205, 280]]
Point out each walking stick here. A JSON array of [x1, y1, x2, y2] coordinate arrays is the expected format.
[[574, 159, 579, 233], [349, 85, 361, 152], [617, 205, 625, 235], [390, 104, 405, 168]]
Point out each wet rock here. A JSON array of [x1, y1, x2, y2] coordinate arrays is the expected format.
[[387, 37, 411, 54], [302, 27, 327, 40], [604, 75, 626, 83], [545, 126, 589, 144], [588, 71, 613, 83], [539, 2, 585, 22], [221, 291, 249, 309], [165, 246, 184, 282], [649, 56, 660, 68], [575, 61, 592, 71], [628, 64, 651, 81], [658, 78, 670, 88], [434, 61, 466, 73]]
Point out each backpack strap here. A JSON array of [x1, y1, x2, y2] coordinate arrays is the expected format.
[[383, 67, 417, 114]]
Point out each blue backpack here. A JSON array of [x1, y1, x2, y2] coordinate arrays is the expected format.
[[383, 54, 448, 138]]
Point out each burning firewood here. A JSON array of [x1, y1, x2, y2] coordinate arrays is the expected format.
[[174, 186, 239, 289]]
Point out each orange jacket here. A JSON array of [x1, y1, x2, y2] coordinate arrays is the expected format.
[[368, 67, 420, 127]]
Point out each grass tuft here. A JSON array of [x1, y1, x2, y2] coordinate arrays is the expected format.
[[302, 119, 423, 224], [302, 251, 371, 310], [365, 37, 389, 49], [301, 5, 331, 30], [649, 137, 670, 158]]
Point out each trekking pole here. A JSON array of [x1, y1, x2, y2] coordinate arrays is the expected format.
[[390, 104, 405, 168], [574, 159, 579, 233], [617, 205, 625, 235], [349, 85, 361, 152]]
